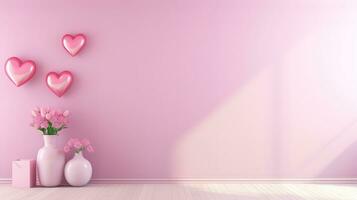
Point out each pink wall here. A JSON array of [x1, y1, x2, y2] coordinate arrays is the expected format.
[[1, 0, 357, 179]]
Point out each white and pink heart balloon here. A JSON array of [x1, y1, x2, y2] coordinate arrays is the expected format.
[[46, 71, 73, 97], [4, 57, 36, 87], [62, 34, 86, 56]]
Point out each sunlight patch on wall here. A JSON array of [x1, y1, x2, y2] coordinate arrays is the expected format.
[[173, 67, 276, 178], [280, 17, 357, 177]]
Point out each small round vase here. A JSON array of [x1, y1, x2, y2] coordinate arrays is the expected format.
[[37, 135, 65, 187], [64, 151, 92, 186]]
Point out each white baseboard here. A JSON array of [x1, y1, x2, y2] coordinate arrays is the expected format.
[[89, 178, 357, 184], [1, 178, 357, 184], [0, 179, 10, 184]]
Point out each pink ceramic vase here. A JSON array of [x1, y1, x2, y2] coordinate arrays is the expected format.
[[37, 135, 65, 187], [64, 151, 92, 186]]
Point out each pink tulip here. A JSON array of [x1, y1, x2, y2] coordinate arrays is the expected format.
[[74, 140, 82, 149], [87, 145, 94, 152], [31, 110, 38, 117], [63, 110, 70, 117], [45, 113, 52, 120], [31, 107, 70, 135], [64, 138, 94, 154], [64, 145, 70, 153], [33, 107, 40, 112], [31, 122, 40, 129], [81, 138, 90, 146], [40, 107, 50, 117], [40, 121, 48, 128], [56, 109, 63, 115], [67, 138, 75, 146], [52, 122, 61, 129], [33, 115, 45, 128]]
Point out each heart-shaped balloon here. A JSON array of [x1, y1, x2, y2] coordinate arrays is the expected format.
[[4, 57, 36, 87], [62, 34, 86, 56], [46, 71, 73, 97]]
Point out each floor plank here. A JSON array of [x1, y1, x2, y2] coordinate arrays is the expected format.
[[1, 183, 357, 200]]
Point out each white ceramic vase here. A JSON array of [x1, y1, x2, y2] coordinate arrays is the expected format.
[[64, 151, 92, 186], [37, 135, 65, 187]]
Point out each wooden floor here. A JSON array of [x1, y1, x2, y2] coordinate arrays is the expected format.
[[1, 183, 357, 200]]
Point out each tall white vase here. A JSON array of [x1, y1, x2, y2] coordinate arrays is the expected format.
[[37, 135, 65, 187], [65, 151, 92, 186]]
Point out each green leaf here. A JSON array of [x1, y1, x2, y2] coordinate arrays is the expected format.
[[38, 128, 46, 134], [57, 125, 66, 132], [47, 126, 57, 135]]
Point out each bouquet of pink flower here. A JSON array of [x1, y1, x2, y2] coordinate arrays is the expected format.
[[64, 138, 94, 154], [31, 107, 69, 135]]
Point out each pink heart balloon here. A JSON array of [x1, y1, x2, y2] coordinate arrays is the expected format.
[[4, 57, 36, 87], [62, 34, 86, 56], [46, 71, 73, 97]]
